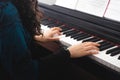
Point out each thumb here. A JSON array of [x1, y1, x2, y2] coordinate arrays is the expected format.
[[49, 37, 60, 41]]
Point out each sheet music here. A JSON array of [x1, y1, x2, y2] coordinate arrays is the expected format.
[[38, 0, 56, 5], [55, 0, 78, 9], [75, 0, 109, 17], [104, 0, 120, 22]]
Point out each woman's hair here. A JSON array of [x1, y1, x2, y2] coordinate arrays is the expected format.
[[11, 0, 43, 36]]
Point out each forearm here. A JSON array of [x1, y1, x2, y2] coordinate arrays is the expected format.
[[40, 47, 70, 67]]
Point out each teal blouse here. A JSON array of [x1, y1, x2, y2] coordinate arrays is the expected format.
[[0, 2, 39, 80]]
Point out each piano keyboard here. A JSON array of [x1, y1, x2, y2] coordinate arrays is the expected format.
[[40, 17, 120, 72]]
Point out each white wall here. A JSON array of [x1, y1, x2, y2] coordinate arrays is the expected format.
[[38, 0, 56, 5]]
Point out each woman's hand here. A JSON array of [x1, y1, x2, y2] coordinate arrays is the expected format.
[[67, 42, 100, 58], [34, 27, 62, 42]]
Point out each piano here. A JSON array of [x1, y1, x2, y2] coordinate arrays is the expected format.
[[38, 2, 120, 80]]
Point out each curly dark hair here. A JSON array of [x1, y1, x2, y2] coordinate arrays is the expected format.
[[11, 0, 43, 36]]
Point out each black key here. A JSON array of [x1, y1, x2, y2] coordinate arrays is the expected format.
[[58, 24, 66, 28], [99, 41, 110, 47], [110, 49, 120, 56], [65, 29, 76, 36], [77, 35, 91, 41], [118, 56, 120, 60], [41, 20, 48, 25], [106, 47, 120, 54], [99, 41, 109, 45], [48, 23, 57, 28], [62, 27, 70, 32], [99, 41, 111, 51], [83, 37, 100, 42], [73, 33, 87, 39], [41, 19, 55, 25], [100, 44, 114, 51], [63, 29, 73, 34], [70, 32, 82, 38], [44, 21, 54, 25]]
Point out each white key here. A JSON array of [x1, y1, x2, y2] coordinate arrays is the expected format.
[[41, 24, 120, 72], [59, 34, 77, 46], [90, 46, 120, 72]]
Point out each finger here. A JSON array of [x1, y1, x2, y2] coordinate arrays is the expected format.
[[49, 37, 60, 41], [85, 46, 99, 51], [87, 50, 99, 54], [83, 42, 100, 46], [51, 27, 62, 31], [52, 30, 61, 35]]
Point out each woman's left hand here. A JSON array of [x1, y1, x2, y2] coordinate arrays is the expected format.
[[34, 27, 62, 42]]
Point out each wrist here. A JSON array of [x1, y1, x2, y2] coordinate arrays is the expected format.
[[64, 48, 70, 56], [67, 47, 76, 58], [34, 35, 47, 42]]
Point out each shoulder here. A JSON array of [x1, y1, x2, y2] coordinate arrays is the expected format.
[[0, 2, 17, 15], [0, 2, 20, 25]]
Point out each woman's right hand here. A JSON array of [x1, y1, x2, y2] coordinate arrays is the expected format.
[[67, 42, 100, 58]]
